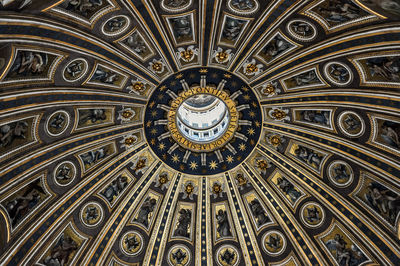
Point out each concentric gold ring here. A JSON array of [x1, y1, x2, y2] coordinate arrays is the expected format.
[[167, 86, 238, 152]]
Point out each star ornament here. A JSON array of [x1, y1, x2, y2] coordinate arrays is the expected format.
[[172, 154, 180, 163], [247, 128, 255, 136], [249, 110, 256, 118], [158, 142, 166, 151], [209, 160, 218, 170], [226, 155, 234, 163], [189, 161, 198, 170], [239, 143, 246, 151]]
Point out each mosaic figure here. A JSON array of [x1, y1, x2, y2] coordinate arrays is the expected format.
[[174, 208, 192, 238], [222, 17, 246, 42], [0, 120, 29, 149], [259, 34, 294, 63], [90, 66, 119, 84], [216, 209, 232, 237], [62, 0, 104, 18], [101, 175, 129, 204], [299, 110, 330, 126], [4, 179, 46, 227], [134, 197, 157, 228], [366, 56, 400, 82], [104, 16, 127, 33], [80, 146, 108, 167], [276, 177, 302, 203], [9, 51, 48, 78], [64, 59, 86, 81], [170, 15, 193, 41], [78, 109, 106, 126], [249, 198, 270, 226], [314, 0, 365, 25], [293, 144, 324, 170], [43, 232, 78, 266], [324, 233, 368, 266]]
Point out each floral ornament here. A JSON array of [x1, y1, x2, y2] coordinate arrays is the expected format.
[[118, 107, 136, 123], [234, 171, 250, 190], [213, 47, 233, 64], [260, 81, 281, 97], [120, 134, 138, 150], [243, 59, 263, 76], [254, 156, 271, 175], [149, 59, 165, 74], [177, 46, 199, 63], [155, 171, 170, 190], [266, 133, 286, 152], [181, 180, 198, 200], [131, 156, 149, 175], [268, 108, 290, 122], [210, 181, 224, 199], [127, 78, 147, 96]]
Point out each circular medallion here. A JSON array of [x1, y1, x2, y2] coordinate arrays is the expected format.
[[144, 68, 262, 175], [46, 110, 70, 137], [167, 244, 191, 266], [262, 230, 286, 256], [63, 58, 88, 82], [323, 62, 353, 86], [287, 20, 317, 41], [300, 202, 325, 228], [102, 15, 130, 36], [80, 202, 104, 227], [216, 245, 240, 266], [120, 231, 144, 256], [328, 160, 354, 187], [337, 111, 365, 138], [53, 161, 76, 186]]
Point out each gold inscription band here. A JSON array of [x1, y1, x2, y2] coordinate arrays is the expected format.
[[167, 86, 238, 152]]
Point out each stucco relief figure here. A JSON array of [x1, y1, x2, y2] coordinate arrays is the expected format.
[[64, 60, 85, 81], [315, 0, 363, 24], [379, 120, 400, 149], [101, 175, 128, 203], [0, 0, 31, 10], [174, 208, 192, 238], [216, 210, 232, 238], [91, 66, 119, 84], [124, 234, 140, 252], [220, 248, 236, 265], [222, 17, 246, 42], [304, 205, 321, 223], [361, 0, 400, 16], [4, 180, 45, 227], [289, 21, 315, 38], [104, 17, 127, 32], [63, 0, 104, 18], [259, 34, 294, 63], [9, 51, 48, 77], [0, 120, 28, 149], [78, 109, 106, 126], [134, 197, 157, 228], [249, 198, 270, 226], [294, 145, 323, 170], [49, 113, 66, 131], [231, 0, 256, 10], [327, 63, 351, 83], [80, 147, 108, 167], [366, 56, 400, 82], [293, 70, 320, 86], [124, 32, 148, 56], [170, 15, 193, 40], [43, 233, 78, 266], [364, 182, 400, 225], [171, 248, 188, 265], [343, 114, 361, 132], [164, 0, 190, 8], [55, 164, 73, 184], [300, 110, 330, 126], [325, 234, 367, 266], [276, 177, 302, 203]]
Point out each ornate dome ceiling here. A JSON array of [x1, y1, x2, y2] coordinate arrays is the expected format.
[[1, 0, 400, 265]]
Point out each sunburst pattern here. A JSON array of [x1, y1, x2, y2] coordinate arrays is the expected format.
[[0, 1, 399, 265]]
